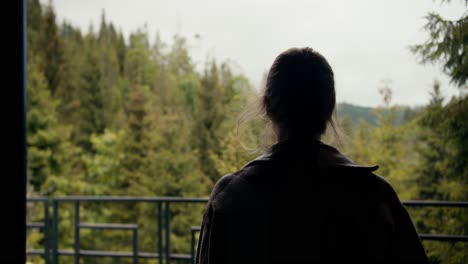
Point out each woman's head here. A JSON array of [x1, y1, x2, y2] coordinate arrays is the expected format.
[[262, 47, 336, 140]]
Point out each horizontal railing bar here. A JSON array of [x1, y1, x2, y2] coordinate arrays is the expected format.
[[57, 250, 156, 258], [78, 250, 157, 258], [420, 234, 468, 242], [27, 197, 467, 207], [55, 250, 191, 259], [26, 249, 45, 255], [39, 196, 209, 202], [26, 222, 45, 228], [26, 197, 48, 202], [191, 226, 201, 231], [79, 223, 138, 230], [171, 253, 192, 260], [402, 201, 468, 207]]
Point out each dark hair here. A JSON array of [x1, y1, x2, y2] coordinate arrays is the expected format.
[[262, 47, 336, 139]]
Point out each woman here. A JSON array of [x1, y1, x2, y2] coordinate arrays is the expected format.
[[195, 48, 429, 264]]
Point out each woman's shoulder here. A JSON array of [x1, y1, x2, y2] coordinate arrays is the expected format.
[[207, 164, 267, 210], [367, 172, 401, 203]]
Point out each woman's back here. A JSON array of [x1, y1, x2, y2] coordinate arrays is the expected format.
[[196, 140, 428, 263], [195, 47, 429, 263]]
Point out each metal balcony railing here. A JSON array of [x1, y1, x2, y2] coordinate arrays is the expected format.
[[26, 197, 468, 264]]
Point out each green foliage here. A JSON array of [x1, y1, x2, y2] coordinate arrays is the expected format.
[[410, 2, 467, 88], [412, 88, 468, 263], [83, 129, 126, 194], [340, 81, 468, 263], [410, 2, 468, 260], [27, 55, 83, 194]]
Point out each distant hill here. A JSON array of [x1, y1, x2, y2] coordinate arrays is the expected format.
[[336, 103, 377, 126], [336, 103, 417, 127]]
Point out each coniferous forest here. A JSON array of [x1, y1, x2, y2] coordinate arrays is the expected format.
[[26, 0, 467, 263]]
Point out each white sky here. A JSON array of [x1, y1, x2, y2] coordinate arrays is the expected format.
[[42, 0, 467, 107]]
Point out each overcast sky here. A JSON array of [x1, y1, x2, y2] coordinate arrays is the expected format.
[[42, 0, 466, 107]]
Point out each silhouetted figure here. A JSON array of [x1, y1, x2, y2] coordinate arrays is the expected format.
[[195, 48, 429, 264]]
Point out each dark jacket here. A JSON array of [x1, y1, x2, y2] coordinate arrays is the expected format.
[[196, 139, 429, 264]]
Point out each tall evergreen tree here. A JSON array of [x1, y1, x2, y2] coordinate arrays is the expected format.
[[41, 3, 64, 95], [56, 24, 85, 128], [411, 0, 467, 88], [77, 35, 107, 151], [193, 62, 226, 180], [96, 13, 122, 129], [27, 56, 62, 191], [120, 86, 153, 195]]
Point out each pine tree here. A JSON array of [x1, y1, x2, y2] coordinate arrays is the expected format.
[[27, 56, 62, 191], [96, 14, 122, 129], [410, 0, 467, 88], [194, 62, 225, 181], [41, 3, 65, 95], [125, 31, 156, 87], [56, 23, 85, 127], [116, 31, 127, 75], [77, 35, 107, 151], [120, 85, 153, 195], [26, 0, 42, 51]]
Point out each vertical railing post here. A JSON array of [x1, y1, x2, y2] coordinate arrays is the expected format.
[[133, 228, 139, 264], [44, 199, 50, 264], [191, 228, 196, 264], [21, 0, 27, 261], [165, 202, 171, 264], [74, 201, 80, 264], [52, 200, 59, 264], [158, 202, 163, 264]]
